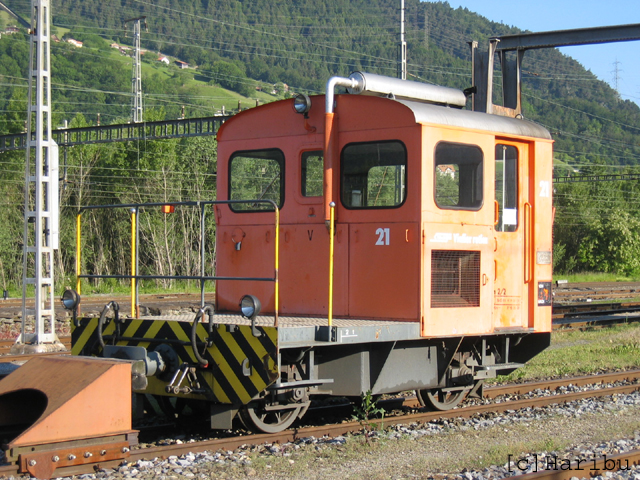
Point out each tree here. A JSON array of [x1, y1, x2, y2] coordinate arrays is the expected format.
[[207, 60, 253, 97]]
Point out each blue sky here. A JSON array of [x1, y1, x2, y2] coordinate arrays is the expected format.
[[437, 0, 640, 105]]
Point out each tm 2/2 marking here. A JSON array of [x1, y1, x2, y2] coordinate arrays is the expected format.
[[375, 227, 390, 245], [495, 288, 507, 296]]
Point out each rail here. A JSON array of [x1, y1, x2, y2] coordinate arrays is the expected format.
[[75, 200, 280, 323], [1, 369, 637, 478]]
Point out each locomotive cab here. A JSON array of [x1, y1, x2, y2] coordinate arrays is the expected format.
[[216, 72, 553, 334]]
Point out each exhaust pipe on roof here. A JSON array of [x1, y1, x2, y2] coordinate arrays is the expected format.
[[346, 71, 467, 108], [323, 72, 467, 223], [324, 71, 467, 114]]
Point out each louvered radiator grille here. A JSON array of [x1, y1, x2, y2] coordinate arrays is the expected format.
[[431, 250, 480, 308]]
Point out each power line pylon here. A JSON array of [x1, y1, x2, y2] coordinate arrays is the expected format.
[[612, 58, 623, 96], [13, 0, 65, 354], [125, 16, 147, 123]]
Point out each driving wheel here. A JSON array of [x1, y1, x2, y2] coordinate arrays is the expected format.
[[416, 387, 467, 411], [240, 402, 303, 433]]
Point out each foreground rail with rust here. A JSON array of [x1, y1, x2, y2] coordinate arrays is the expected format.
[[1, 369, 638, 478]]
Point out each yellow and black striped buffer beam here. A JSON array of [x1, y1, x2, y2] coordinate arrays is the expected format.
[[72, 318, 279, 405]]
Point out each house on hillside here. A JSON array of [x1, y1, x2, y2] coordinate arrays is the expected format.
[[175, 60, 189, 69], [158, 56, 170, 65], [4, 26, 20, 34], [66, 38, 83, 48], [437, 164, 456, 179], [110, 43, 120, 49]]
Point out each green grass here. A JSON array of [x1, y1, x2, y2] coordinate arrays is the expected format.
[[1, 279, 214, 300], [0, 11, 13, 26], [73, 278, 215, 296], [495, 323, 640, 382], [554, 271, 640, 283], [233, 409, 640, 479], [63, 42, 284, 116]]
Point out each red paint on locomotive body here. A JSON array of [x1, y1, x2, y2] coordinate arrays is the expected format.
[[215, 91, 553, 337]]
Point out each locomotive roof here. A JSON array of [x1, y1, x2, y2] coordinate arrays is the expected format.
[[395, 98, 553, 140], [217, 94, 552, 142]]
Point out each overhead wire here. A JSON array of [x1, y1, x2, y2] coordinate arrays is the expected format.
[[2, 0, 639, 167]]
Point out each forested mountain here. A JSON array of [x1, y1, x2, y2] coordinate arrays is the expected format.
[[1, 0, 640, 288], [2, 0, 637, 168]]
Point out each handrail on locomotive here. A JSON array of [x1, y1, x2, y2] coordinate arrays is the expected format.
[[74, 199, 282, 324]]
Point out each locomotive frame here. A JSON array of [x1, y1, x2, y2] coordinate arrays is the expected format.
[[70, 71, 553, 433]]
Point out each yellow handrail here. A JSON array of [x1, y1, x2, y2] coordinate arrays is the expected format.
[[524, 202, 532, 284], [328, 202, 336, 327], [76, 214, 82, 295], [130, 208, 137, 318], [75, 200, 279, 321], [274, 207, 280, 326]]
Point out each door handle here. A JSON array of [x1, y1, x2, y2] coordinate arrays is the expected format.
[[524, 202, 532, 284]]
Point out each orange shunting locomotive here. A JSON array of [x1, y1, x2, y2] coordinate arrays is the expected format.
[[71, 72, 553, 433]]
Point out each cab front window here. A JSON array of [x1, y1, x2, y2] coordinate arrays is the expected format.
[[229, 149, 284, 212], [434, 142, 483, 210], [341, 141, 407, 209]]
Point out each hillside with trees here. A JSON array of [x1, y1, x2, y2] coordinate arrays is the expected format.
[[1, 0, 640, 291]]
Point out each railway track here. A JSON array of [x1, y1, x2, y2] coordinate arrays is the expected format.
[[0, 282, 637, 327], [0, 292, 210, 320], [1, 286, 639, 476], [1, 369, 638, 478]]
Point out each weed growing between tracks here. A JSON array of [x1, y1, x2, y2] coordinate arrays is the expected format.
[[352, 390, 386, 444], [496, 323, 640, 383]]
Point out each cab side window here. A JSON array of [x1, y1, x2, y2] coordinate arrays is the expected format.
[[229, 149, 284, 211], [341, 141, 407, 209], [495, 144, 518, 232], [434, 142, 483, 210], [301, 150, 323, 197]]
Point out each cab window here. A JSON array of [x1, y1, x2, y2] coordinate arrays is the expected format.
[[434, 142, 483, 210], [341, 141, 407, 209], [495, 144, 518, 232], [229, 149, 284, 211], [301, 150, 323, 197]]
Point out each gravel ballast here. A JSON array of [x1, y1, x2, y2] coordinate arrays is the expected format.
[[2, 389, 636, 480]]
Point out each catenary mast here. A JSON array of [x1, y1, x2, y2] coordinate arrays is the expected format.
[[126, 16, 147, 123], [13, 0, 65, 354]]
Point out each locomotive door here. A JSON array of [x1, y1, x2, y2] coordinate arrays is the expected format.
[[280, 149, 349, 316], [341, 140, 420, 320], [493, 142, 529, 328]]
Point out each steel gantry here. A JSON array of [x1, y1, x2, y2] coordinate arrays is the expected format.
[[0, 116, 231, 153], [470, 23, 640, 117]]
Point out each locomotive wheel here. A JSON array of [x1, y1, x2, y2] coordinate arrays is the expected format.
[[416, 387, 466, 411], [154, 395, 188, 418], [240, 402, 303, 433]]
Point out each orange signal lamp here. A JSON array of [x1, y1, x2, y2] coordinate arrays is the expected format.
[[161, 205, 175, 214]]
